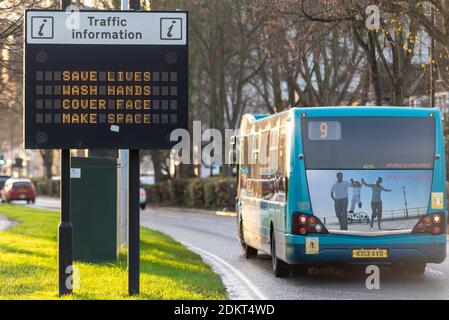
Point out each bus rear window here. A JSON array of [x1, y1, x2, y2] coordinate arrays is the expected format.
[[301, 117, 435, 170]]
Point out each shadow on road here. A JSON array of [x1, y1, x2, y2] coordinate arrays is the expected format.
[[254, 253, 429, 285]]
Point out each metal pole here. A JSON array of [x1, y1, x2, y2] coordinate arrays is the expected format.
[[118, 150, 128, 246], [430, 4, 436, 108], [128, 149, 140, 295], [9, 107, 13, 176], [402, 186, 409, 219], [127, 0, 141, 297], [58, 0, 73, 297], [59, 149, 73, 296], [118, 0, 130, 252]]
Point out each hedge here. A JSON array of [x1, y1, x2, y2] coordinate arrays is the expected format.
[[31, 178, 60, 197], [143, 177, 236, 211]]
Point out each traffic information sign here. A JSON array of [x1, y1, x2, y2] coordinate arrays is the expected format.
[[24, 10, 188, 149]]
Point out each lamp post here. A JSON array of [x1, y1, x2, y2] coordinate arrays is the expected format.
[[430, 3, 436, 108], [402, 186, 409, 219]]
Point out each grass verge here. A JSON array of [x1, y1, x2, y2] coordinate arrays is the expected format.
[[0, 204, 227, 300]]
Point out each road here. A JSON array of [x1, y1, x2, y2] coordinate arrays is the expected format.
[[26, 196, 61, 211], [141, 207, 449, 300], [22, 197, 449, 299]]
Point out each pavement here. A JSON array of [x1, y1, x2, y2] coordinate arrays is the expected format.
[[12, 197, 449, 299]]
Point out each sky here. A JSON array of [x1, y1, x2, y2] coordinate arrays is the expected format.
[[306, 169, 433, 221]]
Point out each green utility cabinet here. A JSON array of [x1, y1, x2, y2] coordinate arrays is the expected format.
[[71, 157, 118, 262]]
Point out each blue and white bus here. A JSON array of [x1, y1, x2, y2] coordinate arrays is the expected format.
[[236, 107, 447, 277]]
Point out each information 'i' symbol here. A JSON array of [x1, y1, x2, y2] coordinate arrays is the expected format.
[[38, 19, 47, 37], [167, 20, 177, 38]]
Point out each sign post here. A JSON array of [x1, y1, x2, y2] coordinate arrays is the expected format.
[[59, 149, 72, 295], [127, 0, 140, 297], [24, 7, 188, 296], [58, 0, 72, 298]]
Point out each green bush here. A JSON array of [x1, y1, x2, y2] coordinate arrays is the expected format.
[[214, 179, 236, 210], [157, 181, 172, 204], [203, 178, 236, 210], [144, 181, 172, 205], [186, 179, 205, 208], [143, 184, 161, 203], [203, 179, 216, 208], [169, 179, 189, 206], [143, 177, 236, 211], [31, 178, 59, 197]]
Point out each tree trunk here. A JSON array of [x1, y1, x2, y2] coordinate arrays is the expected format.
[[149, 150, 169, 183], [368, 32, 383, 106], [45, 156, 52, 180], [39, 149, 53, 180]]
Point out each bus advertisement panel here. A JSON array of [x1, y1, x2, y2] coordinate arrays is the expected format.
[[307, 169, 432, 232], [302, 116, 436, 234]]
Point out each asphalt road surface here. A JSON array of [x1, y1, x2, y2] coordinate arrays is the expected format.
[[25, 196, 60, 211], [141, 207, 449, 300], [19, 197, 449, 299]]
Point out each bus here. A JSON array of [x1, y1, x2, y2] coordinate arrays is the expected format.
[[235, 107, 447, 277]]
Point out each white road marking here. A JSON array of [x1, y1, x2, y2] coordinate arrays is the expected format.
[[181, 241, 267, 300]]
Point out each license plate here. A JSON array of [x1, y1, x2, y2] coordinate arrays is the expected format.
[[352, 249, 388, 258], [19, 194, 26, 199]]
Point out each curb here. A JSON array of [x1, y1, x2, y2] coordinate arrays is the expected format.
[[149, 206, 237, 217]]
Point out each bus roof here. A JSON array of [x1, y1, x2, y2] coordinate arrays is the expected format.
[[243, 106, 440, 123]]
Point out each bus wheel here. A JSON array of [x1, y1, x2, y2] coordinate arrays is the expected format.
[[407, 263, 426, 274], [271, 232, 290, 277]]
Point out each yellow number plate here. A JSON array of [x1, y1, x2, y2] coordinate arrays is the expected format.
[[352, 249, 388, 258]]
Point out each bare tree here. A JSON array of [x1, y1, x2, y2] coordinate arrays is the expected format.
[[301, 0, 432, 106]]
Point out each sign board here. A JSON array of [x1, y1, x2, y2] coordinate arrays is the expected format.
[[24, 10, 188, 149]]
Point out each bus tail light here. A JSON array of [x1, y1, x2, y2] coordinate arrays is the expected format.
[[292, 213, 328, 235], [412, 213, 445, 235]]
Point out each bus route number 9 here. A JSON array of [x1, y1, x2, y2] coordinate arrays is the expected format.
[[320, 122, 328, 138], [308, 121, 341, 141]]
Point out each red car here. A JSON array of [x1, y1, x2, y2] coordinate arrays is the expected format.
[[1, 178, 36, 204]]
